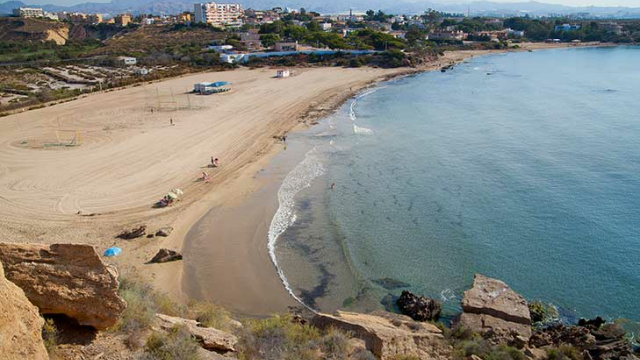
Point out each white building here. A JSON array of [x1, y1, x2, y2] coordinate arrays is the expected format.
[[13, 7, 44, 18], [117, 56, 137, 66], [320, 22, 332, 31], [194, 2, 243, 27], [207, 44, 233, 52]]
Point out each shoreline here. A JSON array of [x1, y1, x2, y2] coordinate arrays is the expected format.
[[0, 42, 615, 317], [173, 42, 614, 316]]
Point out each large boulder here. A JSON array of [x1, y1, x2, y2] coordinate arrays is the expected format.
[[457, 274, 532, 343], [312, 310, 451, 360], [397, 290, 442, 322], [0, 260, 49, 360], [155, 313, 237, 353], [0, 243, 126, 330]]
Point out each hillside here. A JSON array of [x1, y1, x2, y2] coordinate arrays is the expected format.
[[0, 17, 69, 44]]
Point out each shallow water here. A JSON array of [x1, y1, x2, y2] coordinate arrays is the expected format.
[[269, 46, 640, 321]]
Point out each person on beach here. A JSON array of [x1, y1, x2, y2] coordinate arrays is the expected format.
[[211, 157, 219, 167], [202, 172, 210, 183], [170, 118, 174, 126]]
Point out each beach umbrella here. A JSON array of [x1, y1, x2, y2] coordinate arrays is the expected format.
[[104, 247, 122, 257]]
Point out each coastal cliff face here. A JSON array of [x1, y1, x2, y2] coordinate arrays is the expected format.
[[0, 243, 126, 330], [457, 274, 533, 343], [0, 259, 49, 360], [0, 241, 637, 360]]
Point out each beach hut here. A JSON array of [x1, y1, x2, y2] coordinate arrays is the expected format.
[[194, 82, 231, 94], [276, 69, 290, 78]]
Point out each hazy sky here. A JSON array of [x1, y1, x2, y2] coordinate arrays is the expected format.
[[24, 0, 640, 9]]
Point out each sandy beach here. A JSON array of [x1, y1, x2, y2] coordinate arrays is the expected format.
[[0, 42, 604, 316]]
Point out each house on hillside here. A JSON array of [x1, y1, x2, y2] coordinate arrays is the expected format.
[[274, 41, 298, 51], [117, 56, 137, 66]]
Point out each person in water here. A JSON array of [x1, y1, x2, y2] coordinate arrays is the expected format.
[[330, 182, 335, 190]]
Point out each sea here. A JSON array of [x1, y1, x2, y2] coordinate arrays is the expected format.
[[266, 46, 640, 324]]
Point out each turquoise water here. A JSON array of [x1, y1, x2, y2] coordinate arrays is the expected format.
[[271, 46, 640, 321]]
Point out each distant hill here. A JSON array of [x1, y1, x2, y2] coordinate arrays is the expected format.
[[0, 17, 69, 44], [1, 0, 640, 18]]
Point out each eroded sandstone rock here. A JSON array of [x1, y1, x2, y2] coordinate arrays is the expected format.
[[0, 260, 49, 360], [0, 243, 126, 330], [457, 274, 532, 343], [155, 313, 237, 353], [312, 310, 451, 360]]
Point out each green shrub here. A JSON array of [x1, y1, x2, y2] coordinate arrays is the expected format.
[[529, 301, 558, 324], [485, 344, 526, 360], [42, 318, 58, 355], [546, 344, 584, 360], [186, 300, 231, 331], [141, 326, 200, 360], [319, 327, 351, 359], [237, 314, 321, 360]]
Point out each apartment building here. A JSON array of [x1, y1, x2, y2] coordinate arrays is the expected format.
[[194, 2, 243, 27]]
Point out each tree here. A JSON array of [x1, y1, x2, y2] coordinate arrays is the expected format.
[[260, 33, 281, 48]]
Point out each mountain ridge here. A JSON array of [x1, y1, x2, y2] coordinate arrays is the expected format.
[[1, 0, 640, 17]]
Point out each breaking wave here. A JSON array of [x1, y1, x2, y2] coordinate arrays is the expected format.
[[353, 124, 374, 135], [267, 147, 325, 311]]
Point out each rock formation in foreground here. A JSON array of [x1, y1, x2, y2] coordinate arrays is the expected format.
[[0, 259, 49, 360], [155, 313, 238, 354], [457, 273, 532, 344], [0, 243, 126, 330], [530, 318, 639, 360], [312, 310, 451, 360]]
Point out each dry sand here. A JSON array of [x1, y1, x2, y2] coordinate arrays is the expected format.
[[0, 42, 604, 316]]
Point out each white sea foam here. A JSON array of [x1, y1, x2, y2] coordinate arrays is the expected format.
[[349, 99, 357, 122], [440, 288, 457, 302], [353, 124, 374, 135], [267, 147, 325, 311]]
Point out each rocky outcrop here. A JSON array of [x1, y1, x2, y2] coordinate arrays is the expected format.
[[117, 225, 147, 239], [0, 260, 49, 360], [155, 313, 237, 353], [0, 243, 126, 330], [312, 310, 451, 360], [457, 274, 532, 343], [148, 248, 182, 263], [530, 319, 639, 360], [155, 227, 174, 237], [397, 290, 441, 322]]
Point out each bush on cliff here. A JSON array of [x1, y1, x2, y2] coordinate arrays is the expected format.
[[447, 325, 525, 360], [141, 325, 200, 360], [236, 315, 354, 360], [545, 344, 583, 360], [186, 300, 232, 331]]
